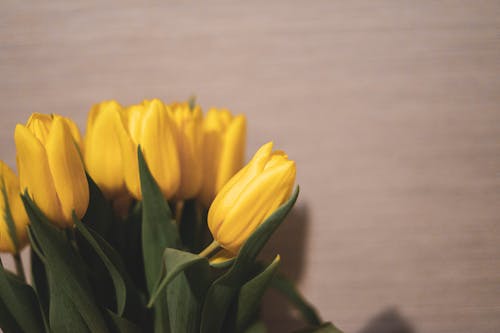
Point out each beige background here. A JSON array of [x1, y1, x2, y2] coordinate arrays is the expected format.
[[1, 1, 500, 332]]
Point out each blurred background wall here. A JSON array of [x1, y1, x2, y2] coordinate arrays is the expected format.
[[1, 1, 499, 332]]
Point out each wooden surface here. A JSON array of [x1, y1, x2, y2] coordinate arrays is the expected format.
[[1, 1, 500, 332]]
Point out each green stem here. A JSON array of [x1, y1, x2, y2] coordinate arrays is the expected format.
[[198, 240, 220, 258], [175, 200, 184, 225], [13, 252, 26, 283]]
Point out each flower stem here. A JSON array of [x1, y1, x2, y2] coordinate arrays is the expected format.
[[175, 200, 184, 224], [198, 240, 220, 258], [13, 252, 26, 283]]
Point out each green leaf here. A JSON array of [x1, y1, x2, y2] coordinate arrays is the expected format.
[[109, 203, 146, 295], [22, 194, 110, 333], [0, 259, 45, 333], [148, 248, 209, 307], [236, 255, 281, 332], [166, 263, 210, 333], [30, 243, 50, 327], [138, 147, 181, 333], [82, 173, 113, 237], [0, 296, 22, 333], [86, 227, 146, 326], [209, 256, 235, 269], [271, 272, 321, 326], [200, 186, 299, 333], [104, 309, 142, 333], [147, 248, 210, 333], [47, 269, 90, 333], [293, 322, 344, 333], [243, 321, 268, 333], [74, 214, 127, 316]]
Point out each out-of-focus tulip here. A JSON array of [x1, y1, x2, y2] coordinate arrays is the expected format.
[[84, 100, 127, 199], [117, 99, 180, 200], [0, 161, 29, 253], [207, 142, 296, 254], [168, 102, 203, 199], [14, 113, 89, 227], [199, 108, 246, 206]]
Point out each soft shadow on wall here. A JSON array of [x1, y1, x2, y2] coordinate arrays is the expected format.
[[260, 202, 312, 332], [257, 202, 416, 333], [358, 308, 415, 333]]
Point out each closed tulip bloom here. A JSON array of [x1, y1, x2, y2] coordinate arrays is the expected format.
[[0, 161, 29, 253], [169, 102, 203, 199], [208, 142, 296, 254], [15, 113, 89, 227], [200, 108, 246, 206], [85, 101, 127, 199], [117, 99, 180, 200]]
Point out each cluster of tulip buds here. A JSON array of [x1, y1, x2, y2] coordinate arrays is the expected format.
[[0, 98, 340, 333]]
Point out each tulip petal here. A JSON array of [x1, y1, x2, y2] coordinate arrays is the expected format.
[[0, 161, 29, 253], [173, 105, 204, 199], [208, 142, 273, 235], [200, 115, 225, 206], [116, 109, 142, 199], [15, 124, 64, 224], [216, 115, 246, 192], [141, 106, 180, 199], [85, 103, 126, 198], [217, 158, 296, 253], [59, 115, 84, 152], [25, 113, 53, 144], [45, 118, 89, 224]]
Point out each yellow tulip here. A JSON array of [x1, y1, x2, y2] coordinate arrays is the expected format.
[[207, 142, 296, 254], [84, 101, 127, 199], [199, 108, 246, 206], [14, 113, 89, 227], [0, 161, 29, 253], [168, 102, 203, 199], [117, 99, 180, 200]]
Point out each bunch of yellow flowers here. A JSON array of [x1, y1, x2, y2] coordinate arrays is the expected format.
[[0, 98, 339, 333]]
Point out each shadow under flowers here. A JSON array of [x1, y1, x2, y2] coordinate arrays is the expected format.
[[259, 202, 313, 332], [358, 308, 415, 333]]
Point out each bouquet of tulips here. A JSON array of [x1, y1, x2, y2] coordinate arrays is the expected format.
[[0, 99, 341, 333]]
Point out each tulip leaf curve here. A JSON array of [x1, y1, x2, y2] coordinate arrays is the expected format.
[[236, 255, 281, 332], [73, 213, 127, 316], [22, 194, 110, 333], [148, 248, 210, 333], [200, 186, 299, 333], [138, 147, 181, 333], [104, 309, 142, 333], [0, 258, 45, 333], [148, 248, 209, 306]]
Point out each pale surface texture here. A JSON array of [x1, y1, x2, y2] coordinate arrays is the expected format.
[[1, 1, 499, 332]]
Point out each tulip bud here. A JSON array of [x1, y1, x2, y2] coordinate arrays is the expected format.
[[14, 113, 89, 227], [208, 142, 296, 254], [0, 161, 29, 253], [168, 102, 203, 199], [84, 101, 127, 199], [199, 108, 246, 206], [117, 99, 180, 200]]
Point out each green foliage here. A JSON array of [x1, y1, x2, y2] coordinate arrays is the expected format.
[[0, 150, 338, 333], [22, 194, 109, 333], [200, 187, 299, 333], [0, 258, 44, 333], [236, 255, 281, 332]]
